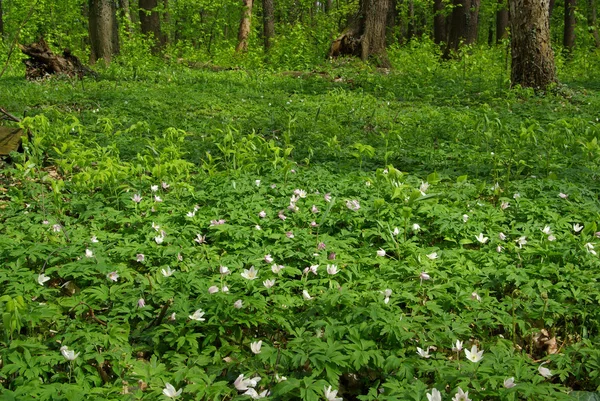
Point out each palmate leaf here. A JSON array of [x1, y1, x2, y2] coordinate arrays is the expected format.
[[570, 392, 600, 401]]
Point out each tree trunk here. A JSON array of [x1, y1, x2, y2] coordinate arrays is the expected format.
[[549, 0, 555, 18], [563, 0, 576, 52], [263, 0, 274, 50], [139, 0, 164, 49], [433, 0, 446, 44], [163, 0, 170, 43], [329, 0, 391, 67], [325, 0, 333, 12], [466, 0, 480, 44], [407, 0, 415, 41], [89, 0, 120, 65], [0, 0, 4, 38], [119, 0, 133, 32], [588, 0, 600, 47], [235, 0, 253, 52], [444, 0, 468, 55], [496, 0, 509, 43], [509, 0, 556, 89]]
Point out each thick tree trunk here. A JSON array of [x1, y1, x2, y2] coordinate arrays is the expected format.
[[89, 0, 120, 65], [433, 0, 447, 44], [139, 0, 164, 49], [466, 0, 480, 44], [588, 0, 600, 47], [162, 0, 170, 43], [262, 0, 274, 50], [444, 0, 468, 55], [563, 0, 576, 52], [496, 0, 509, 43], [329, 0, 391, 67], [509, 0, 556, 89], [235, 0, 253, 52]]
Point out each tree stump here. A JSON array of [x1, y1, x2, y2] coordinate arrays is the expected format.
[[19, 38, 97, 80]]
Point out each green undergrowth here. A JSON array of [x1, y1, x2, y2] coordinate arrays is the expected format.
[[1, 52, 600, 400]]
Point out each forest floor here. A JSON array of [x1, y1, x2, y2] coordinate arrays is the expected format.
[[1, 58, 600, 400]]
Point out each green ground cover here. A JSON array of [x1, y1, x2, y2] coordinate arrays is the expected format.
[[1, 46, 600, 400]]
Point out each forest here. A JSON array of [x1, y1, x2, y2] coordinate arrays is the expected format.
[[1, 0, 600, 400]]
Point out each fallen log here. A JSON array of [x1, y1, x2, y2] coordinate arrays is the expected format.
[[19, 38, 97, 80]]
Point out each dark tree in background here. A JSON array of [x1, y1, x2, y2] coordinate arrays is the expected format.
[[89, 0, 120, 64], [0, 0, 4, 38], [496, 0, 509, 43], [329, 0, 391, 67], [588, 0, 600, 47], [563, 0, 576, 52], [444, 0, 480, 57], [433, 0, 447, 44], [509, 0, 556, 89], [262, 0, 274, 50], [139, 0, 164, 49]]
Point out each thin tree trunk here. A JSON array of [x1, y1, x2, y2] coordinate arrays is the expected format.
[[119, 0, 133, 32], [433, 0, 446, 44], [407, 0, 415, 41], [588, 0, 600, 47], [325, 0, 333, 12], [89, 0, 120, 65], [163, 0, 170, 44], [509, 0, 556, 89], [263, 0, 274, 50], [564, 0, 576, 52], [0, 0, 4, 38], [496, 0, 509, 43], [139, 0, 164, 49], [236, 0, 253, 52]]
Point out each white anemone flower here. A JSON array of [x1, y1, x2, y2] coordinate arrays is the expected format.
[[38, 273, 51, 286], [538, 362, 553, 379], [464, 344, 484, 363], [416, 347, 431, 358], [427, 388, 442, 401], [250, 340, 262, 354], [241, 266, 258, 280], [323, 385, 343, 401], [60, 345, 80, 361], [189, 309, 205, 321], [162, 382, 182, 398]]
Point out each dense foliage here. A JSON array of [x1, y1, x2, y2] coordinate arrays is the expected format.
[[1, 41, 600, 400]]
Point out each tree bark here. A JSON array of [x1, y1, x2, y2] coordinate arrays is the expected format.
[[139, 0, 164, 49], [588, 0, 600, 47], [433, 0, 447, 44], [0, 0, 4, 38], [89, 0, 120, 65], [328, 0, 391, 67], [563, 0, 576, 52], [444, 0, 468, 55], [549, 0, 555, 18], [118, 0, 133, 32], [235, 0, 253, 52], [509, 0, 556, 89], [496, 0, 509, 43], [262, 0, 274, 50], [466, 0, 480, 44], [407, 0, 415, 41]]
